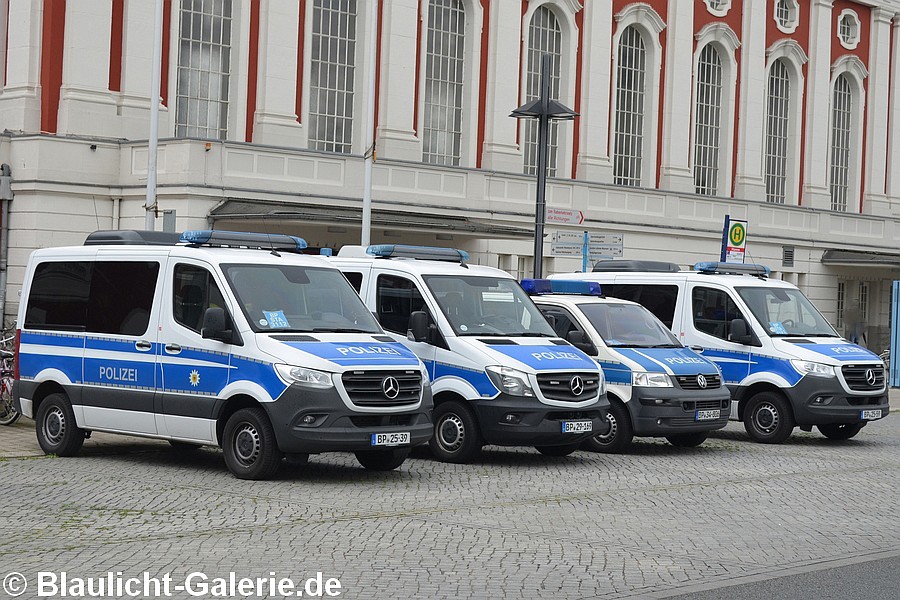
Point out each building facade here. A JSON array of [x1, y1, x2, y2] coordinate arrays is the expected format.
[[1, 0, 900, 348]]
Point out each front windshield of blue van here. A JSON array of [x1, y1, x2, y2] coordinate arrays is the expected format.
[[423, 275, 556, 337], [737, 286, 837, 337], [579, 302, 680, 348], [223, 264, 382, 334]]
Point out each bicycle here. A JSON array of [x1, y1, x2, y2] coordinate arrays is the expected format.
[[0, 333, 19, 426]]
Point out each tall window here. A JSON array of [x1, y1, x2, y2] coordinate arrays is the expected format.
[[309, 0, 358, 154], [830, 74, 852, 212], [523, 6, 562, 177], [175, 0, 233, 139], [614, 26, 647, 187], [836, 281, 845, 329], [423, 0, 466, 166], [694, 45, 723, 196], [765, 59, 791, 204]]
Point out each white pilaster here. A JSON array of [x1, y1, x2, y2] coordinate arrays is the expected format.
[[863, 7, 893, 216], [801, 0, 834, 210], [57, 0, 119, 137], [0, 0, 43, 131], [118, 0, 158, 139], [252, 0, 303, 146], [733, 0, 767, 200], [888, 15, 900, 212], [658, 0, 694, 193], [575, 0, 612, 183], [375, 0, 420, 161], [481, 0, 523, 173]]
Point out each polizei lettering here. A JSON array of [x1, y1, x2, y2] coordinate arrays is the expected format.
[[335, 345, 402, 356], [664, 356, 707, 365], [531, 351, 582, 361], [99, 366, 139, 382]]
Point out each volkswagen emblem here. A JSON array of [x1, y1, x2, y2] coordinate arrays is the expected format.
[[865, 369, 877, 386], [382, 376, 401, 399], [697, 374, 708, 389], [570, 376, 585, 396]]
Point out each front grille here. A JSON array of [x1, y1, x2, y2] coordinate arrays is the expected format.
[[841, 364, 885, 391], [349, 414, 415, 427], [686, 399, 726, 412], [847, 396, 886, 406], [675, 374, 721, 390], [341, 370, 422, 407], [536, 372, 600, 402]]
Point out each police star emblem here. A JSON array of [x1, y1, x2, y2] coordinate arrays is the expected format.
[[189, 370, 201, 387]]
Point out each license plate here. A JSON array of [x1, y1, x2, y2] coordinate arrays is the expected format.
[[861, 409, 882, 420], [561, 420, 593, 434], [371, 432, 410, 446], [695, 409, 720, 421]]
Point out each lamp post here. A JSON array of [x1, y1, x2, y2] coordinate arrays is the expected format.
[[510, 53, 577, 279]]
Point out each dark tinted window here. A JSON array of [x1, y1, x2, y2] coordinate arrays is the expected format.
[[174, 264, 228, 333], [601, 284, 679, 328], [538, 306, 580, 340], [344, 271, 363, 293], [86, 262, 160, 335], [376, 275, 427, 335], [692, 286, 745, 341], [25, 262, 92, 331]]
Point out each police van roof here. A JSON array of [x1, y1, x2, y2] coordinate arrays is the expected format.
[[332, 246, 512, 279]]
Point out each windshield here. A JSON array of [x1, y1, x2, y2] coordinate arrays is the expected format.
[[423, 275, 556, 337], [223, 264, 382, 334], [579, 302, 681, 348], [737, 286, 837, 337]]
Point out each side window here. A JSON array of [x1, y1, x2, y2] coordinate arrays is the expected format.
[[343, 271, 363, 293], [692, 286, 744, 341], [539, 306, 581, 340], [86, 261, 161, 336], [24, 261, 92, 331], [173, 264, 227, 333], [376, 275, 427, 335], [602, 284, 679, 328]]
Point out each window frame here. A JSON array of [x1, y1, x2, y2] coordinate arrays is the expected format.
[[690, 285, 748, 343], [837, 9, 861, 51], [703, 0, 732, 18], [827, 56, 867, 214], [773, 0, 800, 35]]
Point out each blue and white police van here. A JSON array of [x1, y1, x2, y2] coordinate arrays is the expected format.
[[14, 230, 433, 479], [524, 279, 730, 452], [552, 262, 890, 443], [331, 245, 610, 463]]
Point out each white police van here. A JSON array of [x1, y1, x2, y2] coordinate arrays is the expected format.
[[14, 230, 433, 479], [552, 261, 889, 443], [331, 245, 610, 463], [525, 279, 730, 453]]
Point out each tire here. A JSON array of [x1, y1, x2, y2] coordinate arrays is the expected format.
[[535, 443, 580, 457], [222, 407, 283, 480], [666, 431, 709, 448], [168, 440, 202, 451], [429, 401, 483, 463], [818, 422, 865, 441], [355, 447, 410, 471], [582, 399, 633, 454], [743, 392, 795, 444], [35, 393, 84, 456]]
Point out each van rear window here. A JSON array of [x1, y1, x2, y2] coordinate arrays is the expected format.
[[25, 262, 92, 331]]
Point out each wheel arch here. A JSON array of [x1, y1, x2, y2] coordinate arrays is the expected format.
[[214, 394, 264, 446], [735, 383, 793, 421]]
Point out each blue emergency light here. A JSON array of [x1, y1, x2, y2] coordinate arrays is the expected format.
[[693, 261, 770, 276], [180, 230, 308, 251], [366, 244, 469, 263], [521, 279, 602, 296]]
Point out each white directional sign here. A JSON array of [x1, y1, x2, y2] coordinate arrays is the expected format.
[[549, 231, 624, 258], [545, 208, 585, 225]]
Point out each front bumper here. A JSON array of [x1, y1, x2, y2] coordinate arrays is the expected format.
[[629, 385, 731, 436], [788, 376, 889, 426], [472, 393, 611, 446], [263, 384, 434, 453]]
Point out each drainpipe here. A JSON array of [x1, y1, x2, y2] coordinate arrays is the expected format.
[[0, 164, 13, 327]]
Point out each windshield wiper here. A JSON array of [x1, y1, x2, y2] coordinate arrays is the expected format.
[[311, 327, 374, 334]]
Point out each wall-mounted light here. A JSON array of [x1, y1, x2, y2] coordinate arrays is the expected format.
[[327, 225, 348, 234], [436, 233, 454, 241], [89, 144, 97, 151]]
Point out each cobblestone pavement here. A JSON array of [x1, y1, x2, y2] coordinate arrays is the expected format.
[[2, 398, 899, 599]]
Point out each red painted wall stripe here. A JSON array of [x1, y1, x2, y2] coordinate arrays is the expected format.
[[245, 0, 261, 142], [475, 0, 490, 168], [373, 0, 384, 136], [571, 7, 584, 180], [4, 0, 10, 87], [296, 0, 306, 122], [161, 0, 171, 106], [108, 0, 124, 92], [40, 0, 66, 133], [412, 0, 423, 135]]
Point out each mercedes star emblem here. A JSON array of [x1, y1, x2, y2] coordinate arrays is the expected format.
[[865, 369, 877, 386], [382, 376, 401, 399], [570, 376, 585, 396], [697, 374, 708, 389]]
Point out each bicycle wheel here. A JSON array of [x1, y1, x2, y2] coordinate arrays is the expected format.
[[0, 380, 20, 426]]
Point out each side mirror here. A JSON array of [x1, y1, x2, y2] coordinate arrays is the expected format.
[[408, 311, 429, 343], [566, 330, 597, 356], [728, 318, 757, 346], [202, 307, 233, 343]]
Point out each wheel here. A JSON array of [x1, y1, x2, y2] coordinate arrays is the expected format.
[[0, 385, 20, 426], [355, 447, 410, 471], [222, 407, 283, 480], [34, 393, 84, 456], [581, 399, 633, 453], [168, 440, 202, 451], [535, 443, 580, 457], [429, 401, 483, 463], [666, 431, 709, 447], [743, 392, 795, 444], [817, 422, 864, 441]]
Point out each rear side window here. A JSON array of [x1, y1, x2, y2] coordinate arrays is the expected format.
[[25, 262, 92, 331], [692, 286, 745, 341], [602, 284, 679, 328], [343, 271, 363, 292]]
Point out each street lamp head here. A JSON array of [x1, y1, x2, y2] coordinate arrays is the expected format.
[[510, 98, 578, 121]]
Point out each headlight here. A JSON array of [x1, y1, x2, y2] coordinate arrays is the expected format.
[[598, 369, 607, 396], [275, 364, 334, 388], [790, 360, 836, 378], [421, 367, 431, 386], [632, 372, 672, 387], [485, 366, 534, 397]]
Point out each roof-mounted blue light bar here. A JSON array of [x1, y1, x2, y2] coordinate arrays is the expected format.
[[180, 230, 308, 251], [693, 261, 770, 276], [367, 244, 469, 263], [521, 279, 602, 296]]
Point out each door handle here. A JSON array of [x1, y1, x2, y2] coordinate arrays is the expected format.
[[135, 340, 152, 351], [165, 344, 182, 355], [690, 345, 705, 353]]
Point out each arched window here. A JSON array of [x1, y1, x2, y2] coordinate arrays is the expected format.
[[423, 0, 466, 166], [308, 0, 358, 154], [765, 59, 791, 203], [694, 44, 723, 196], [175, 0, 233, 139], [830, 74, 853, 212], [613, 26, 646, 187], [523, 6, 562, 177]]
